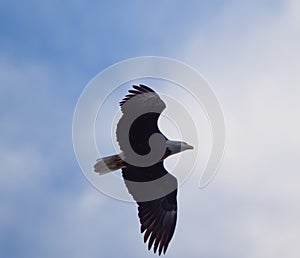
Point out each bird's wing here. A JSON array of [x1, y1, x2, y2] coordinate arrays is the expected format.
[[116, 84, 167, 156], [118, 85, 177, 254], [119, 84, 166, 114], [138, 188, 177, 255], [122, 163, 178, 255]]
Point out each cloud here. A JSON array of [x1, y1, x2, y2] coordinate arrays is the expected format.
[[1, 1, 300, 258], [170, 1, 300, 257]]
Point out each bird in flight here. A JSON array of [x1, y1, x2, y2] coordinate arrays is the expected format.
[[94, 84, 193, 255]]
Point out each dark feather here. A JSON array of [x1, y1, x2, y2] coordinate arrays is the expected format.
[[117, 85, 178, 255], [122, 163, 177, 255]]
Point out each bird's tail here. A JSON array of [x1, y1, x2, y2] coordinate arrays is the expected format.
[[94, 153, 126, 175]]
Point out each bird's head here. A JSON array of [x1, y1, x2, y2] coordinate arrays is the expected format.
[[166, 140, 194, 156]]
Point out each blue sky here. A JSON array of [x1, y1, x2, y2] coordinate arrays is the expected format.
[[1, 1, 300, 258]]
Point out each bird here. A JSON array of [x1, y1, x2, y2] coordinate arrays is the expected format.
[[94, 84, 193, 255]]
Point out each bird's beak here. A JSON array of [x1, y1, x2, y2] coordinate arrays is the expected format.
[[186, 144, 194, 150]]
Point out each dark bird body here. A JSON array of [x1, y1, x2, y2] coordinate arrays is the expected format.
[[94, 85, 193, 255]]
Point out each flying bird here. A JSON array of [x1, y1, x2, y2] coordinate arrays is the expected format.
[[94, 84, 193, 255]]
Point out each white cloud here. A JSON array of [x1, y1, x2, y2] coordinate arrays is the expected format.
[[170, 1, 300, 257], [1, 1, 300, 257]]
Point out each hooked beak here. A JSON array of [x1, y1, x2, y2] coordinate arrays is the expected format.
[[186, 144, 194, 150]]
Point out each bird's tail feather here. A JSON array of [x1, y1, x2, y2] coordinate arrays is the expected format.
[[94, 153, 125, 175]]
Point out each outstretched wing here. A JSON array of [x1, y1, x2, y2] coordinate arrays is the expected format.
[[119, 84, 166, 113], [122, 162, 178, 255], [118, 85, 178, 255], [138, 188, 177, 255], [116, 84, 167, 156]]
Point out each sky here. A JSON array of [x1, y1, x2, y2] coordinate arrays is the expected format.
[[1, 0, 300, 257]]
